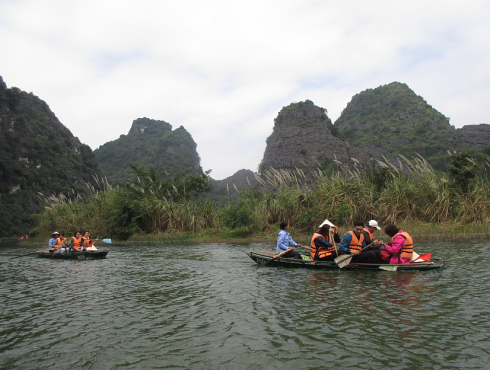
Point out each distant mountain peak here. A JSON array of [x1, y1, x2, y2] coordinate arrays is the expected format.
[[129, 117, 172, 134]]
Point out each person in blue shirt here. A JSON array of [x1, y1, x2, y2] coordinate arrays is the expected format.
[[339, 220, 379, 263], [276, 221, 303, 259], [48, 231, 60, 251]]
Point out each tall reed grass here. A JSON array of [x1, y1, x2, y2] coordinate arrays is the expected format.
[[35, 155, 490, 240]]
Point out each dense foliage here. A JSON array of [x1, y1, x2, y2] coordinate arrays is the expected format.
[[37, 153, 490, 240], [334, 82, 455, 171], [94, 117, 203, 185], [0, 76, 101, 237], [38, 165, 214, 239]]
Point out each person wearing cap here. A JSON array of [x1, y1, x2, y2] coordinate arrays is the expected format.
[[48, 232, 60, 252], [339, 220, 379, 263], [276, 221, 303, 259], [362, 220, 384, 260]]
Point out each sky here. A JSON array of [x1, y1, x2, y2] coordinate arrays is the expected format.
[[1, 0, 489, 179]]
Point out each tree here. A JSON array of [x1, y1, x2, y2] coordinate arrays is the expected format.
[[448, 152, 477, 193]]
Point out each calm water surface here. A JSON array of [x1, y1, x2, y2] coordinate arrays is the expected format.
[[1, 240, 490, 369]]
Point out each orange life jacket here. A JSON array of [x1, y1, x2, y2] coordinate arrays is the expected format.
[[83, 237, 93, 248], [71, 237, 82, 251], [391, 232, 413, 260], [363, 228, 373, 242], [310, 233, 336, 260], [343, 231, 364, 252]]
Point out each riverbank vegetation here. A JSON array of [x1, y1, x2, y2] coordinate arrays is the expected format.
[[35, 152, 490, 242]]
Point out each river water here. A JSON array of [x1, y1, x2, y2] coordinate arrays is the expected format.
[[1, 240, 489, 369]]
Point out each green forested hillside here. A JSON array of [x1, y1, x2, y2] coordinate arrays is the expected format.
[[94, 117, 203, 185], [0, 76, 101, 237], [334, 82, 455, 170]]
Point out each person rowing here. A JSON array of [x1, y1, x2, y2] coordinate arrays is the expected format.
[[48, 231, 60, 252], [276, 221, 303, 260], [310, 224, 341, 261], [82, 231, 98, 251], [339, 220, 379, 263]]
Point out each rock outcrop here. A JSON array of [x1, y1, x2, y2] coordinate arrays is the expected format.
[[259, 100, 390, 173], [94, 117, 202, 185], [0, 75, 101, 237], [448, 124, 490, 150]]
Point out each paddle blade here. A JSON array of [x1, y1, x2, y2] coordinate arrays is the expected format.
[[102, 239, 112, 244], [379, 266, 398, 272], [334, 254, 352, 268]]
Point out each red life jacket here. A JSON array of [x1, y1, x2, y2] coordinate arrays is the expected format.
[[343, 231, 364, 252], [310, 233, 336, 260]]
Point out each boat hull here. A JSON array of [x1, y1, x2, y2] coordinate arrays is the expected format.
[[249, 250, 444, 271], [37, 251, 108, 260]]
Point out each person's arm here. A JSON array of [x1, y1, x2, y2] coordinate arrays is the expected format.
[[333, 233, 341, 243], [71, 238, 74, 249], [362, 231, 372, 245], [276, 231, 288, 252], [287, 233, 298, 248], [384, 235, 405, 255], [339, 233, 351, 254], [315, 237, 333, 249]]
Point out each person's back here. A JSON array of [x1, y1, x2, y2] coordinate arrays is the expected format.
[[276, 221, 302, 260]]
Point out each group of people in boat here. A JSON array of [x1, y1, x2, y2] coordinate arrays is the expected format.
[[48, 231, 98, 254], [277, 219, 422, 265]]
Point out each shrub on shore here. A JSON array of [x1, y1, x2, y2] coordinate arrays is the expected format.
[[35, 153, 490, 240]]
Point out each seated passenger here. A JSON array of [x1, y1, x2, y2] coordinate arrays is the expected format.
[[276, 221, 302, 260], [339, 220, 379, 263], [382, 224, 413, 264], [310, 224, 341, 261], [82, 231, 98, 251], [71, 231, 83, 252], [55, 233, 70, 254], [362, 219, 384, 261], [48, 232, 60, 252]]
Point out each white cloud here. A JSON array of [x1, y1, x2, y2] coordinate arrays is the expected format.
[[1, 0, 489, 179]]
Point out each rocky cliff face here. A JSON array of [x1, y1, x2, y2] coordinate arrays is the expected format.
[[448, 124, 490, 151], [260, 84, 490, 175], [259, 100, 390, 173], [0, 75, 101, 236], [94, 117, 202, 185]]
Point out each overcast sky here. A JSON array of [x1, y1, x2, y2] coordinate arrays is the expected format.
[[1, 0, 489, 179]]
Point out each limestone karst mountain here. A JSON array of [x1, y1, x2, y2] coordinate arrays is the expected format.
[[94, 117, 203, 185], [259, 99, 390, 174], [0, 76, 101, 237]]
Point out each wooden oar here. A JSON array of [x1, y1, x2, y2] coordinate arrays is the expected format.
[[258, 247, 293, 267], [10, 250, 45, 259], [334, 241, 376, 268], [297, 244, 311, 251]]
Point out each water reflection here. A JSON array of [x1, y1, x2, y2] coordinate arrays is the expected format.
[[1, 240, 490, 369]]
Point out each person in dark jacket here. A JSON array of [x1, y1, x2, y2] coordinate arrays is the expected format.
[[310, 224, 341, 261]]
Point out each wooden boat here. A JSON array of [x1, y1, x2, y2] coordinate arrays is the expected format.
[[37, 250, 109, 260], [248, 250, 444, 271]]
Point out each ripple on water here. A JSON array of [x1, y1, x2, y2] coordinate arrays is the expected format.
[[1, 241, 490, 369]]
